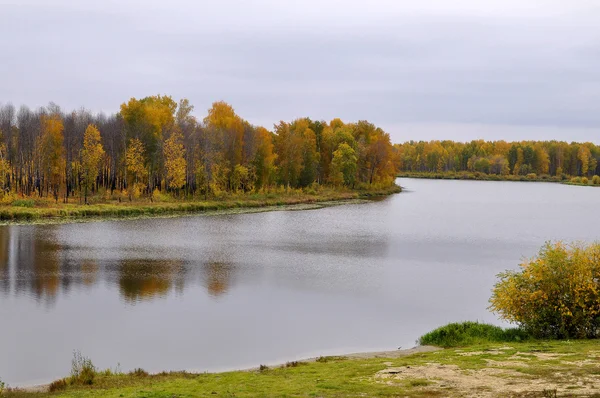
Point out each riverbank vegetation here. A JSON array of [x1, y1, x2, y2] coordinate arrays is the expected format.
[[0, 97, 398, 220], [395, 140, 600, 184], [0, 185, 400, 223], [5, 340, 600, 397]]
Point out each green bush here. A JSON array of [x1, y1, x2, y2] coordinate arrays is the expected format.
[[582, 177, 589, 185], [11, 199, 35, 208], [490, 242, 600, 339], [418, 321, 529, 347], [526, 173, 537, 180], [593, 175, 600, 185], [570, 176, 582, 184]]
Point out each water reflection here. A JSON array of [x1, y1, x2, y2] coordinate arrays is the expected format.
[[204, 262, 235, 297], [0, 224, 245, 304], [0, 227, 8, 294], [11, 227, 63, 303], [118, 259, 186, 303]]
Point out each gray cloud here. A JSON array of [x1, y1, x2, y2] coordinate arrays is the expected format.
[[1, 0, 599, 143]]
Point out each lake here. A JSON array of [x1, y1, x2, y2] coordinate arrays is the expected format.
[[1, 178, 599, 386]]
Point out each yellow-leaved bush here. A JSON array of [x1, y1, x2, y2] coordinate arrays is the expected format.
[[490, 242, 600, 339]]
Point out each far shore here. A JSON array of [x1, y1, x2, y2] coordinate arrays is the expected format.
[[398, 171, 599, 186]]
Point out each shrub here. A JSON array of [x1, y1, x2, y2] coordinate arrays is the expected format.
[[570, 177, 582, 184], [593, 175, 600, 185], [582, 177, 589, 185], [48, 378, 67, 392], [285, 361, 305, 368], [418, 321, 529, 347], [258, 364, 269, 372], [129, 368, 149, 377], [490, 242, 600, 339], [70, 350, 96, 385], [526, 173, 537, 180], [0, 377, 5, 393]]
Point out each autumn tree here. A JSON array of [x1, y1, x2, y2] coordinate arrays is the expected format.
[[274, 121, 303, 188], [330, 143, 357, 187], [578, 145, 592, 176], [253, 126, 276, 190], [163, 131, 186, 193], [39, 114, 65, 202], [204, 101, 245, 191], [120, 95, 177, 191], [125, 138, 147, 199], [0, 130, 9, 193], [290, 119, 319, 187], [81, 124, 105, 204]]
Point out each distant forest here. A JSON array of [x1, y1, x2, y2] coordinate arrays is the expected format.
[[0, 96, 397, 203], [396, 140, 600, 178], [1, 96, 598, 205]]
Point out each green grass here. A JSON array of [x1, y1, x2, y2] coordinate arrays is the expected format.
[[0, 185, 400, 224], [5, 340, 600, 397], [11, 199, 35, 208], [418, 322, 530, 347]]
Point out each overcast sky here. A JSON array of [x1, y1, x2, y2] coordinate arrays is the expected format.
[[1, 0, 599, 143]]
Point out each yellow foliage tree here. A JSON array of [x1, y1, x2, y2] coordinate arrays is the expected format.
[[81, 124, 105, 204], [204, 101, 245, 190], [578, 145, 592, 176], [125, 138, 147, 199], [0, 131, 9, 193], [39, 114, 65, 202], [253, 126, 276, 190], [163, 131, 187, 192]]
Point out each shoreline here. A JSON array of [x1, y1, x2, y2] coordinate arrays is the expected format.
[[8, 339, 600, 396], [14, 345, 441, 392], [0, 185, 401, 226]]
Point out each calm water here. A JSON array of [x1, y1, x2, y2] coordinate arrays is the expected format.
[[1, 178, 599, 385]]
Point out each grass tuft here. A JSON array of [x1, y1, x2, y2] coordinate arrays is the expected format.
[[69, 350, 96, 386], [418, 321, 530, 347]]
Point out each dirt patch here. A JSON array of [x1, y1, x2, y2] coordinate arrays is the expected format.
[[375, 360, 600, 397]]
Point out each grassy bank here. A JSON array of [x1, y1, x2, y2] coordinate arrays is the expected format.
[[0, 185, 401, 224], [5, 339, 600, 397], [398, 171, 600, 186]]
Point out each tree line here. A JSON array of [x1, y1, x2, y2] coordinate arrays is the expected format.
[[0, 96, 397, 203], [396, 140, 600, 178]]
